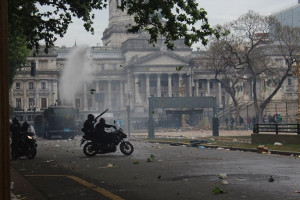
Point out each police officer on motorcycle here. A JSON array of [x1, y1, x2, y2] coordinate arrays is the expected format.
[[10, 118, 22, 149], [83, 114, 96, 139], [95, 118, 116, 145]]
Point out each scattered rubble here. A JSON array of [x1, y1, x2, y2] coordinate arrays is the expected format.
[[257, 145, 269, 154], [274, 142, 283, 146]]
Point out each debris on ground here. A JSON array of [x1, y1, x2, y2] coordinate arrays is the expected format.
[[268, 176, 274, 182], [274, 142, 283, 146], [257, 145, 269, 154], [217, 173, 227, 179], [106, 163, 116, 168], [213, 187, 227, 194], [222, 180, 229, 185], [190, 139, 208, 147], [133, 161, 140, 164], [147, 154, 155, 162], [45, 160, 55, 163]]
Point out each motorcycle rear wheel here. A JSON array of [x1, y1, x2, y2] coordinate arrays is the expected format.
[[83, 142, 97, 157], [120, 141, 134, 155], [27, 144, 37, 159]]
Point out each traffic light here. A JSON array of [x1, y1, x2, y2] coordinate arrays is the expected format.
[[30, 61, 36, 76]]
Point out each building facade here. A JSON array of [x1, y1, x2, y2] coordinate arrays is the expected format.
[[10, 0, 299, 129]]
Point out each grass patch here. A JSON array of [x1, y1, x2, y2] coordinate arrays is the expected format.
[[145, 137, 300, 153]]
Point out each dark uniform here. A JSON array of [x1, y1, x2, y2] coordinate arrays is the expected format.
[[83, 114, 95, 140], [10, 118, 22, 148], [94, 118, 116, 144]]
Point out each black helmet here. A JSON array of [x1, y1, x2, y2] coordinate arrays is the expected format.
[[22, 121, 30, 130], [12, 117, 19, 124], [100, 118, 105, 124], [87, 114, 94, 121]]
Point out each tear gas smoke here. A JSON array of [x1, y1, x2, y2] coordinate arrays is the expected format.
[[60, 45, 92, 103]]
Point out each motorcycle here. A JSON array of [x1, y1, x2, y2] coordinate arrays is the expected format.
[[11, 131, 37, 160], [80, 123, 134, 157]]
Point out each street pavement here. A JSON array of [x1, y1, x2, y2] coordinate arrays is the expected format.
[[10, 130, 300, 200]]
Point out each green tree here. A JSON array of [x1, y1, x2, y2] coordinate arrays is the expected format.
[[8, 35, 30, 88], [8, 0, 217, 88], [8, 0, 217, 53], [207, 11, 300, 123]]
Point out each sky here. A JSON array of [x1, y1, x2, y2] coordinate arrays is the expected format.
[[54, 0, 297, 48]]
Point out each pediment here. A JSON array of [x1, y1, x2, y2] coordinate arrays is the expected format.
[[130, 52, 190, 67]]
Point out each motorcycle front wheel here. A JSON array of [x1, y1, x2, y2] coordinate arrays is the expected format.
[[83, 142, 97, 157], [120, 141, 134, 155], [27, 144, 37, 159]]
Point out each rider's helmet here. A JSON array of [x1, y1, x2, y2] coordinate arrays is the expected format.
[[12, 117, 19, 124], [22, 121, 30, 131], [99, 118, 105, 124], [87, 114, 94, 121]]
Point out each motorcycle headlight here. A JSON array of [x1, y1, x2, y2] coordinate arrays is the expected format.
[[27, 135, 33, 139]]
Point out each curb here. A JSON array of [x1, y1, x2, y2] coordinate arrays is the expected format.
[[148, 141, 300, 157]]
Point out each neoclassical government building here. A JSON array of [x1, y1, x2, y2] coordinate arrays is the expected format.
[[10, 0, 298, 129]]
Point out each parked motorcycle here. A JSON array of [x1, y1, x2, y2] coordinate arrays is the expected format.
[[11, 131, 37, 160], [80, 124, 134, 157]]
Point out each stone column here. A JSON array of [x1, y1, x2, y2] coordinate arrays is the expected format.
[[195, 79, 199, 96], [50, 79, 54, 106], [35, 80, 39, 110], [218, 82, 222, 107], [126, 69, 132, 108], [178, 74, 183, 97], [168, 74, 172, 97], [96, 80, 100, 110], [91, 81, 96, 110], [120, 81, 124, 108], [146, 74, 150, 105], [23, 81, 27, 110], [134, 75, 140, 104], [107, 80, 112, 109], [188, 75, 192, 97], [83, 82, 88, 110], [157, 74, 161, 97], [206, 79, 210, 96]]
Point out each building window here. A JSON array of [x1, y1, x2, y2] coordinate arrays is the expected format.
[[19, 115, 24, 121], [16, 98, 21, 109], [29, 98, 35, 108], [29, 82, 34, 89], [28, 115, 32, 121], [199, 81, 202, 89], [41, 98, 47, 109], [16, 82, 21, 89], [210, 81, 213, 89], [41, 82, 46, 89], [288, 78, 292, 86]]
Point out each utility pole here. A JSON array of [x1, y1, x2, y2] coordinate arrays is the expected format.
[[0, 0, 11, 199]]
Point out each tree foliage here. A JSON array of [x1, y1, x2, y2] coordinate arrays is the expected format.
[[120, 0, 217, 49], [207, 10, 300, 122], [8, 0, 217, 53], [8, 35, 30, 88]]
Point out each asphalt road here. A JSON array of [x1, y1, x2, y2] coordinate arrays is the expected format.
[[11, 136, 300, 200]]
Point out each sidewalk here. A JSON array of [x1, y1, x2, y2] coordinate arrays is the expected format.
[[11, 167, 47, 200], [131, 129, 253, 138]]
